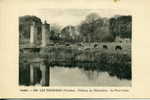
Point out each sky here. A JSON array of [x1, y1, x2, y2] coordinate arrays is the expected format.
[[19, 8, 131, 28]]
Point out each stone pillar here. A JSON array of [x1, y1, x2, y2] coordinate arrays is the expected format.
[[30, 22, 38, 46], [29, 58, 49, 86], [40, 62, 49, 86], [42, 24, 46, 47], [41, 21, 50, 47], [30, 22, 34, 44]]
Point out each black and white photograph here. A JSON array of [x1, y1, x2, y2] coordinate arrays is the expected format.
[[19, 9, 132, 87]]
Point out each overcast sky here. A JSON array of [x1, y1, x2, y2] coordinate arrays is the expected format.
[[19, 8, 131, 27]]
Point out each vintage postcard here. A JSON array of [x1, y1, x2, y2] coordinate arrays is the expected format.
[[19, 8, 132, 87], [0, 0, 150, 98]]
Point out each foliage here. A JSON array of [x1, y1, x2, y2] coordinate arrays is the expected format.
[[79, 13, 115, 42], [20, 43, 131, 80], [49, 23, 62, 41], [109, 15, 132, 38], [61, 25, 80, 42], [19, 14, 132, 43]]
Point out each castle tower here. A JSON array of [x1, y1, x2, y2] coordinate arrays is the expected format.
[[41, 20, 50, 47]]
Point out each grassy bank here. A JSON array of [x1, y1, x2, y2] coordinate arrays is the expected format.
[[41, 45, 131, 80]]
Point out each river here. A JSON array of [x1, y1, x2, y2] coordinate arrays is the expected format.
[[49, 67, 131, 86]]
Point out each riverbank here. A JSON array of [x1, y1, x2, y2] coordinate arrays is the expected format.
[[20, 42, 131, 81], [40, 45, 131, 80]]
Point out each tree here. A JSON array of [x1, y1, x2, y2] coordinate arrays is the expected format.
[[84, 13, 100, 23], [109, 15, 132, 39], [79, 13, 101, 42], [61, 25, 79, 42], [79, 13, 115, 42], [50, 23, 61, 34], [49, 23, 62, 41]]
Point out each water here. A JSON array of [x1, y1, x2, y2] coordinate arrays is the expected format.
[[50, 67, 131, 86]]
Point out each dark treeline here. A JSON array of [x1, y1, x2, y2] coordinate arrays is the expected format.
[[19, 13, 132, 43], [110, 15, 132, 38]]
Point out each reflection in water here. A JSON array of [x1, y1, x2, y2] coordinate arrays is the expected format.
[[81, 69, 99, 80], [50, 66, 131, 86]]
